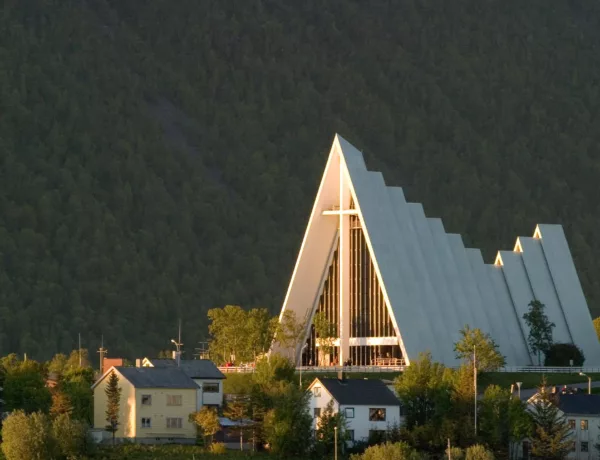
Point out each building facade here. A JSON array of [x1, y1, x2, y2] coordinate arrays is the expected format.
[[92, 366, 200, 442], [308, 377, 402, 444], [273, 134, 600, 367]]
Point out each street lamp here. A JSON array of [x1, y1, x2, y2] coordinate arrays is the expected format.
[[580, 372, 592, 395], [516, 382, 523, 399]]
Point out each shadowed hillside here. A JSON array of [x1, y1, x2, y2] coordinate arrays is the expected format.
[[1, 0, 600, 358]]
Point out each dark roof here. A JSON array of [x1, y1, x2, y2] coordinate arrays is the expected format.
[[146, 359, 225, 380], [557, 393, 600, 415], [316, 378, 400, 406], [115, 367, 197, 389]]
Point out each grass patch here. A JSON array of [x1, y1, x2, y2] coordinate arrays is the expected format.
[[92, 444, 284, 459]]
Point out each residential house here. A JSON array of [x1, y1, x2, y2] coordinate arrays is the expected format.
[[140, 358, 225, 409], [92, 366, 199, 443], [527, 390, 600, 460], [307, 377, 403, 444]]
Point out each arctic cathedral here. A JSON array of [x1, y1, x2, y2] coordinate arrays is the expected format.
[[272, 135, 600, 367]]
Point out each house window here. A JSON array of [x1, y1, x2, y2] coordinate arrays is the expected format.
[[581, 441, 589, 453], [368, 430, 386, 443], [522, 441, 531, 459], [313, 386, 321, 397], [345, 408, 355, 419], [369, 408, 386, 421], [314, 408, 322, 418], [568, 419, 576, 430], [347, 430, 355, 441], [400, 404, 406, 416], [167, 395, 182, 406], [203, 383, 219, 393], [141, 394, 152, 405], [581, 419, 588, 431], [166, 417, 183, 429], [141, 417, 151, 428]]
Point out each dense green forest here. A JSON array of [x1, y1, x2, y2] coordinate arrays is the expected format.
[[1, 0, 600, 359]]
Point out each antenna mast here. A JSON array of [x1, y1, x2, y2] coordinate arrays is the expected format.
[[97, 335, 108, 374]]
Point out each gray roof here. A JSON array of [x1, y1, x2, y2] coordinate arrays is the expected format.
[[317, 378, 400, 406], [146, 359, 225, 380], [558, 394, 600, 415], [116, 367, 197, 389]]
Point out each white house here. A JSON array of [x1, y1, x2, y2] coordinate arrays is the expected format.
[[141, 358, 225, 409], [527, 390, 600, 459], [307, 377, 403, 444]]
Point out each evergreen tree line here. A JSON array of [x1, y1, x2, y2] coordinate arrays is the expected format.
[[2, 0, 600, 359]]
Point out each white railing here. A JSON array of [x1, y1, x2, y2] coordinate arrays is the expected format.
[[218, 366, 255, 373], [296, 365, 407, 373], [497, 366, 600, 373]]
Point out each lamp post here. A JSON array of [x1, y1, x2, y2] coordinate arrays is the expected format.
[[516, 381, 523, 399], [334, 426, 338, 460], [474, 346, 477, 436], [580, 372, 592, 395]]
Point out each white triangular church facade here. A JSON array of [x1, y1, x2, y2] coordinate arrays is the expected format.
[[273, 135, 600, 367]]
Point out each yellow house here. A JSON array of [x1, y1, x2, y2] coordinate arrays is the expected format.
[[92, 366, 198, 442]]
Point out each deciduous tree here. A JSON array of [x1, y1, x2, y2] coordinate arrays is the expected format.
[[190, 406, 221, 446], [454, 325, 506, 371], [523, 300, 555, 366]]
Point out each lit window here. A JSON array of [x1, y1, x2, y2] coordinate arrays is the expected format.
[[141, 395, 152, 405], [166, 417, 183, 429], [203, 383, 219, 393], [314, 408, 322, 418], [313, 386, 321, 397], [167, 395, 182, 406], [141, 417, 151, 428], [369, 408, 386, 422], [345, 407, 355, 419], [581, 441, 589, 452], [568, 419, 575, 430], [581, 420, 588, 431]]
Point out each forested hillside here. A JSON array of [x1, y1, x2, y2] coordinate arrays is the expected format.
[[2, 0, 600, 359]]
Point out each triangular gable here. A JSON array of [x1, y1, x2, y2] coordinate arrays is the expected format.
[[91, 366, 128, 390]]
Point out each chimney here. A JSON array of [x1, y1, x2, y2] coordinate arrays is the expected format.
[[135, 359, 142, 368]]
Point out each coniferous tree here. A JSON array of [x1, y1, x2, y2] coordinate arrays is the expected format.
[[104, 372, 122, 446], [314, 399, 348, 458], [528, 383, 571, 460]]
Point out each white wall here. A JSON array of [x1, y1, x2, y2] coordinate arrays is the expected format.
[[563, 414, 600, 460], [193, 379, 223, 409], [308, 382, 403, 444]]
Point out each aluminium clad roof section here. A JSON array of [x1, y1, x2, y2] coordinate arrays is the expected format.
[[536, 225, 600, 365], [385, 189, 454, 364], [466, 249, 520, 365], [487, 265, 533, 365], [427, 219, 480, 339], [350, 169, 434, 363], [518, 237, 573, 344], [408, 204, 464, 353], [447, 235, 493, 335]]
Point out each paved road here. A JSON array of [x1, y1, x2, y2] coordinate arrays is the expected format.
[[518, 381, 600, 400]]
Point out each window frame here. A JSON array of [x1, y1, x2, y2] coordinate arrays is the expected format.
[[347, 429, 355, 441], [166, 417, 183, 429], [166, 394, 183, 406], [581, 441, 589, 453], [369, 408, 386, 422], [581, 419, 589, 431], [141, 394, 152, 406], [313, 386, 321, 397], [141, 417, 152, 428], [314, 407, 322, 419], [203, 382, 220, 393], [344, 407, 355, 419], [568, 419, 576, 430]]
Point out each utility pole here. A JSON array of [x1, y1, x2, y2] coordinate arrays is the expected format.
[[97, 335, 107, 374], [474, 345, 477, 437], [78, 333, 82, 367], [171, 319, 183, 367], [448, 438, 452, 460]]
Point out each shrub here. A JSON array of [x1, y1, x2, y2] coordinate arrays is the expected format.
[[446, 447, 465, 460], [1, 411, 55, 460], [350, 441, 425, 460], [209, 442, 227, 454], [544, 343, 585, 366], [465, 444, 495, 460]]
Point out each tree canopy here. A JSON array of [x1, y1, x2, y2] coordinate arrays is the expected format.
[[2, 0, 600, 359], [454, 325, 506, 371]]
